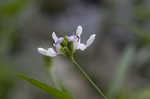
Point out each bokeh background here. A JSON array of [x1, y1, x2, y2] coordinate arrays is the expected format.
[[1, 0, 150, 99]]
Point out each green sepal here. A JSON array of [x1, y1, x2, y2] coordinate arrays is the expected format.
[[68, 41, 75, 56], [61, 36, 68, 47], [60, 36, 74, 58]]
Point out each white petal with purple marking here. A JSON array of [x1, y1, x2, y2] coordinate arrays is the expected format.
[[78, 43, 87, 51], [86, 34, 96, 47], [52, 32, 58, 43], [38, 48, 57, 57], [47, 48, 57, 56], [38, 48, 48, 56], [76, 25, 83, 37], [38, 25, 96, 57]]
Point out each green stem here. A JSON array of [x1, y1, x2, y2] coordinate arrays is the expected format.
[[70, 56, 108, 99]]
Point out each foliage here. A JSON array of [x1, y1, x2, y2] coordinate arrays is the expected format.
[[18, 74, 75, 99]]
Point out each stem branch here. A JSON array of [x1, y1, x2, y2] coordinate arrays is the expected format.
[[70, 57, 108, 99]]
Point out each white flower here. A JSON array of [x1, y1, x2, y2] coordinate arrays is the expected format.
[[38, 32, 63, 57], [68, 25, 96, 51], [38, 25, 96, 57]]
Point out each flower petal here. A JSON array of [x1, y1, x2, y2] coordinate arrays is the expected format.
[[68, 35, 78, 42], [76, 25, 83, 37], [52, 32, 58, 42], [47, 48, 57, 57], [38, 48, 57, 57], [38, 48, 49, 56], [86, 34, 96, 47], [78, 43, 87, 51], [73, 41, 80, 50]]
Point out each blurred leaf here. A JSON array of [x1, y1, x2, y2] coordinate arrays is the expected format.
[[131, 26, 150, 46], [0, 63, 16, 99], [115, 90, 134, 99], [135, 87, 150, 99], [135, 9, 150, 21], [0, 0, 29, 17], [107, 46, 136, 99], [0, 0, 29, 56], [0, 28, 18, 56], [18, 74, 75, 99], [138, 33, 150, 46]]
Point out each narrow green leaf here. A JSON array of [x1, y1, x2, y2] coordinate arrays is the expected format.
[[107, 46, 135, 99], [18, 74, 75, 99]]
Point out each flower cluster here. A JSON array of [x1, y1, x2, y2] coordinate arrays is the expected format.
[[38, 25, 96, 57]]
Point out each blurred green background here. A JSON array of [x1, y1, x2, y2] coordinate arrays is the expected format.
[[1, 0, 150, 99]]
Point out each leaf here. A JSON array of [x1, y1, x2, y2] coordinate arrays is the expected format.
[[18, 74, 75, 99]]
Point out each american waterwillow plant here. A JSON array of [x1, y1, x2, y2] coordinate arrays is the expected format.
[[19, 26, 108, 99]]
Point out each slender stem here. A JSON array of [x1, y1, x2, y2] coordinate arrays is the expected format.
[[70, 57, 108, 99]]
